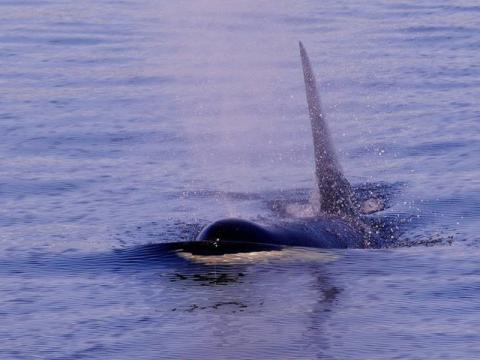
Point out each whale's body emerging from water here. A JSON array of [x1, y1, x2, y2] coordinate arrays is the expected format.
[[197, 217, 370, 249], [190, 42, 385, 253]]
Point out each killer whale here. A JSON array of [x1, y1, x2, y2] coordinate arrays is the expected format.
[[196, 217, 371, 249], [191, 42, 384, 252]]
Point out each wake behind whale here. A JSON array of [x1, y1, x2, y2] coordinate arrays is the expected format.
[[169, 42, 388, 256]]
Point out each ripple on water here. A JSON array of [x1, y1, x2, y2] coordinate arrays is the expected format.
[[0, 0, 479, 359]]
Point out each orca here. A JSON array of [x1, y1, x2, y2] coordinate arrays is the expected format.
[[189, 42, 385, 253]]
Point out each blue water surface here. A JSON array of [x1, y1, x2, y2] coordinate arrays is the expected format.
[[0, 1, 479, 359]]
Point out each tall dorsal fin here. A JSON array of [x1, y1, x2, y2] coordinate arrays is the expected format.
[[299, 41, 357, 218]]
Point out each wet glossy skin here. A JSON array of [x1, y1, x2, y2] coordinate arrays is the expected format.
[[196, 217, 367, 249]]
